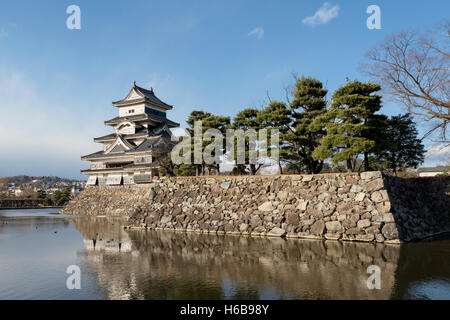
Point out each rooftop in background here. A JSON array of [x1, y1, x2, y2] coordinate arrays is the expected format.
[[418, 166, 448, 173], [417, 166, 448, 177]]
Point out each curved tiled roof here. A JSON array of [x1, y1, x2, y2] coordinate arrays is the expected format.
[[81, 135, 173, 160], [112, 82, 173, 110], [104, 113, 179, 128]]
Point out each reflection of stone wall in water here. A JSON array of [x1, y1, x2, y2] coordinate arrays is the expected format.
[[71, 218, 399, 299], [389, 240, 450, 299], [62, 173, 450, 243]]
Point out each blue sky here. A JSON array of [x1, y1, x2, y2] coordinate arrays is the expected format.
[[0, 0, 448, 179]]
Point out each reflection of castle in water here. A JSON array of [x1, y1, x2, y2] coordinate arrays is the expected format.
[[71, 217, 450, 300]]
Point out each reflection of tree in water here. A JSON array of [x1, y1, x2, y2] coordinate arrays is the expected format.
[[71, 217, 409, 299]]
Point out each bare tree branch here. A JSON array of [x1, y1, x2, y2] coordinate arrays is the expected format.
[[361, 21, 449, 140]]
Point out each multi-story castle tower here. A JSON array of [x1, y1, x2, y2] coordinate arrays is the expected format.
[[81, 82, 179, 185]]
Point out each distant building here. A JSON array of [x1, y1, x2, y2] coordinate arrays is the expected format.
[[417, 166, 448, 177], [81, 82, 179, 186]]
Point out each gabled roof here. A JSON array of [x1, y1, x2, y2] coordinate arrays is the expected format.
[[112, 82, 173, 110], [149, 123, 172, 139], [94, 130, 153, 143], [81, 135, 173, 160], [104, 135, 135, 154], [131, 136, 170, 153]]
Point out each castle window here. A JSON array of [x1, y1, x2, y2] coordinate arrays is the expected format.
[[128, 109, 135, 114]]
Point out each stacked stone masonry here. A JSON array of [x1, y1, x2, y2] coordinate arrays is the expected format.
[[61, 172, 450, 243]]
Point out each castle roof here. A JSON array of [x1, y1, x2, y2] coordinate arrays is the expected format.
[[93, 124, 173, 142], [81, 135, 173, 160], [112, 82, 173, 110], [104, 113, 179, 128]]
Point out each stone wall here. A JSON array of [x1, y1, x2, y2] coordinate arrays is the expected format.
[[61, 172, 450, 243]]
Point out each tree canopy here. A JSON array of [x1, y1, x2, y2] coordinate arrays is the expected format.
[[312, 80, 383, 171]]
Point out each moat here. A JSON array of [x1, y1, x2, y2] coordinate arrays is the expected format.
[[0, 208, 449, 300]]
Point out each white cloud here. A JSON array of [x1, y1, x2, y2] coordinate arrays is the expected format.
[[423, 143, 450, 166], [247, 27, 264, 40], [302, 2, 340, 27]]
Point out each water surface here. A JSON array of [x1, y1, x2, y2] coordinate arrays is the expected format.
[[0, 208, 449, 300]]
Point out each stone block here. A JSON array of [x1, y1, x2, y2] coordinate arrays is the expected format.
[[363, 178, 385, 192], [354, 234, 375, 242], [325, 221, 343, 233], [310, 220, 325, 235], [258, 201, 274, 212], [325, 233, 341, 240], [360, 171, 382, 180], [355, 192, 366, 202], [357, 219, 371, 229], [267, 227, 287, 237], [287, 212, 300, 225], [382, 223, 399, 240]]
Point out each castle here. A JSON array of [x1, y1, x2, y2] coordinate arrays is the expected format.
[[81, 82, 179, 185]]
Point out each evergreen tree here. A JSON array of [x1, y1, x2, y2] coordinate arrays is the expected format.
[[377, 114, 425, 175], [312, 80, 382, 171], [174, 164, 198, 176], [258, 101, 292, 174], [155, 151, 198, 177], [229, 108, 263, 175], [202, 114, 230, 175], [257, 76, 329, 174], [185, 111, 210, 175], [52, 187, 71, 206], [185, 110, 230, 175], [363, 113, 389, 171], [289, 77, 328, 174]]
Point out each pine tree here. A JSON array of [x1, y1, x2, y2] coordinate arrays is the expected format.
[[257, 77, 329, 174], [185, 110, 230, 175], [289, 77, 328, 174], [258, 101, 292, 174], [186, 111, 211, 175], [229, 108, 263, 175], [312, 80, 382, 171], [174, 164, 197, 176], [377, 114, 425, 175]]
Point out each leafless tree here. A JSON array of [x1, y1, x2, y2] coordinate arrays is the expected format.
[[362, 19, 449, 140]]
